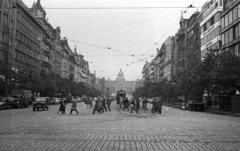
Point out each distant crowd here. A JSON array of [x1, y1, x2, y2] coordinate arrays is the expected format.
[[57, 96, 163, 115]]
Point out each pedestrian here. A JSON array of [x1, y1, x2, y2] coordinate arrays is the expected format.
[[102, 96, 107, 111], [152, 98, 162, 114], [70, 97, 79, 114], [119, 97, 124, 111], [92, 97, 104, 114], [151, 98, 157, 113], [106, 96, 112, 111], [89, 97, 93, 108], [142, 97, 148, 112], [135, 97, 140, 112], [63, 98, 67, 114], [130, 98, 138, 113], [58, 99, 65, 114], [157, 99, 162, 114]]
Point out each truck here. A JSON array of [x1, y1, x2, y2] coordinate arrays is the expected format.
[[33, 97, 50, 111], [10, 90, 32, 108]]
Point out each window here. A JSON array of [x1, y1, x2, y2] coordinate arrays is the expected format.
[[235, 44, 239, 56], [222, 15, 225, 28], [239, 23, 240, 37], [233, 25, 238, 39], [203, 23, 207, 32], [225, 13, 229, 27], [210, 16, 215, 26], [225, 30, 229, 44], [215, 27, 220, 37], [222, 34, 225, 45], [238, 4, 240, 19], [215, 12, 220, 23], [233, 6, 238, 21], [229, 10, 233, 25], [229, 28, 233, 42]]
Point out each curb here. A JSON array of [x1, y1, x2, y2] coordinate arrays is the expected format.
[[163, 104, 240, 117]]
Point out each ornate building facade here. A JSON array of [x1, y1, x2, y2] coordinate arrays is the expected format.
[[105, 69, 135, 95]]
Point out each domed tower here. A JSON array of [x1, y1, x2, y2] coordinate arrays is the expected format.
[[116, 69, 125, 91], [118, 68, 124, 78]]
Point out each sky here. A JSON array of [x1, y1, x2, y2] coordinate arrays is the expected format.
[[22, 0, 207, 81]]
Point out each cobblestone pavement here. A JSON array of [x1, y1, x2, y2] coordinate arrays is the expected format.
[[0, 102, 240, 151]]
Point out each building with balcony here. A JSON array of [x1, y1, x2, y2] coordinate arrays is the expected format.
[[53, 27, 62, 75], [221, 0, 240, 53], [61, 38, 71, 79], [200, 0, 223, 60], [31, 0, 54, 73], [87, 71, 97, 89], [142, 61, 154, 82], [9, 0, 42, 72], [0, 0, 14, 67], [175, 12, 188, 77], [186, 11, 202, 69], [153, 36, 173, 81]]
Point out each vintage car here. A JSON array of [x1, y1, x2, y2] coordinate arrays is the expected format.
[[0, 97, 20, 109], [0, 98, 12, 110], [50, 98, 60, 104], [33, 97, 50, 111]]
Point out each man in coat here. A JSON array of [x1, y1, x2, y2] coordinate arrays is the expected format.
[[106, 96, 112, 111]]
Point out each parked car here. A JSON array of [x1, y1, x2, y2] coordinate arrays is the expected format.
[[0, 97, 20, 109], [0, 98, 12, 110], [33, 97, 50, 111], [50, 98, 60, 104]]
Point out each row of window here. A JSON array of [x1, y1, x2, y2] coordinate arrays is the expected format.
[[225, 43, 240, 56], [201, 42, 220, 59], [16, 30, 40, 52], [17, 11, 41, 37], [0, 49, 7, 62], [221, 23, 240, 46], [15, 49, 39, 67], [201, 12, 221, 34], [201, 27, 220, 46], [222, 4, 240, 28]]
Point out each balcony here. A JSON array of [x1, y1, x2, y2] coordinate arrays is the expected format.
[[41, 55, 50, 63]]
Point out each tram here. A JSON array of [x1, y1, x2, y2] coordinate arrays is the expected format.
[[116, 90, 126, 104]]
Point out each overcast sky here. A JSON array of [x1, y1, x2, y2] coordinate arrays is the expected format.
[[22, 0, 207, 81]]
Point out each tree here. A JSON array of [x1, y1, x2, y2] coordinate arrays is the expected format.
[[0, 63, 18, 96]]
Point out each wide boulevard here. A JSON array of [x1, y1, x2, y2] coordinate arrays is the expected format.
[[0, 102, 240, 151]]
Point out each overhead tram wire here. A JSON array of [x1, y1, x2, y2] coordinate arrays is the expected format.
[[142, 16, 180, 55], [42, 6, 202, 10], [67, 12, 180, 38], [141, 2, 197, 56], [67, 39, 149, 62]]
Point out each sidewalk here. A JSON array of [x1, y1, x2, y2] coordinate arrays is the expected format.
[[163, 103, 240, 117]]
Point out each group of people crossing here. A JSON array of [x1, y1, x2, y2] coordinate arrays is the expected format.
[[57, 95, 162, 115], [92, 96, 113, 114], [117, 97, 162, 114]]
